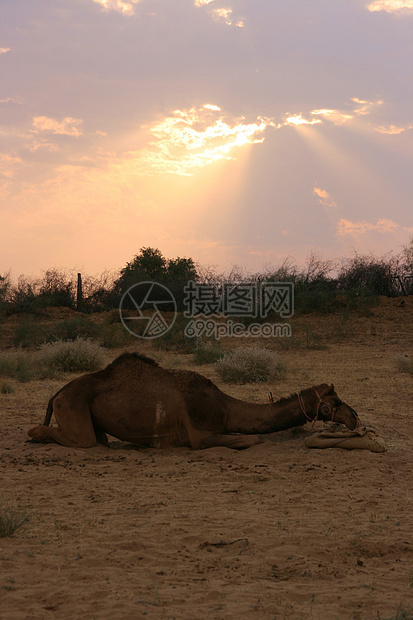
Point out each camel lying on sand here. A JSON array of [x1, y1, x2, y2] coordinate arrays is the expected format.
[[28, 353, 360, 450]]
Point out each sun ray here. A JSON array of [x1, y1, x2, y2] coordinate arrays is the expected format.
[[129, 105, 273, 175]]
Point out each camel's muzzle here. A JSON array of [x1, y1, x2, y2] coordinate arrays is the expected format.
[[337, 402, 360, 430]]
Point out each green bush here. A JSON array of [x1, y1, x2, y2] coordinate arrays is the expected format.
[[215, 346, 284, 383]]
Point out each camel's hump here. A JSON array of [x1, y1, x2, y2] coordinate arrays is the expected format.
[[107, 352, 159, 368]]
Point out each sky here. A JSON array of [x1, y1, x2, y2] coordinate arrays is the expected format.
[[1, 0, 412, 278]]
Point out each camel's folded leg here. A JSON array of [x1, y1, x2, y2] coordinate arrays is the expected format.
[[28, 397, 97, 448], [93, 425, 109, 447], [193, 432, 262, 450]]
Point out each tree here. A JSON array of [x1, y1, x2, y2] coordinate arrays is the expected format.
[[115, 247, 167, 292], [115, 248, 199, 309]]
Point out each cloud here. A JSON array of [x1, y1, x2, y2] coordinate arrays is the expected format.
[[351, 97, 383, 116], [284, 114, 321, 126], [0, 48, 11, 54], [313, 187, 337, 207], [375, 123, 413, 134], [307, 98, 383, 127], [32, 116, 83, 137], [311, 109, 353, 124], [194, 1, 245, 27], [367, 0, 413, 12], [337, 218, 413, 236], [92, 0, 141, 15], [0, 97, 21, 105], [128, 104, 273, 175], [0, 153, 22, 176]]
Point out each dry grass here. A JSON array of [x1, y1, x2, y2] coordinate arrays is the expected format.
[[214, 345, 284, 383], [36, 338, 105, 373], [395, 354, 413, 376], [0, 338, 105, 381], [0, 504, 30, 538]]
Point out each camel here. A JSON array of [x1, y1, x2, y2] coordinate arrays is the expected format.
[[28, 352, 360, 450]]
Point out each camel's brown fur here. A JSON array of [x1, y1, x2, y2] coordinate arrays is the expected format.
[[28, 353, 359, 450]]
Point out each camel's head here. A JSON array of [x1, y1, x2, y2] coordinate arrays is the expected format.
[[314, 384, 360, 430]]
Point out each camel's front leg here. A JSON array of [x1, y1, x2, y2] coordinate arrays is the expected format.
[[194, 432, 263, 450]]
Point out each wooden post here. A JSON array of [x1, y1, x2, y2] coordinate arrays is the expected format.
[[76, 273, 83, 311]]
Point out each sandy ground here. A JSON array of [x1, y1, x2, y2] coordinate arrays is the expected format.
[[1, 298, 412, 619]]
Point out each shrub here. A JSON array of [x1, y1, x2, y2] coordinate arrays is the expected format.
[[0, 350, 36, 382], [0, 339, 105, 380], [97, 322, 132, 348], [0, 504, 30, 538], [382, 606, 413, 620], [36, 338, 105, 374], [395, 355, 413, 376], [13, 318, 53, 348], [338, 253, 397, 297], [54, 316, 98, 341], [0, 382, 15, 394], [152, 315, 195, 353], [37, 268, 75, 308], [192, 340, 225, 365], [215, 346, 284, 383], [0, 273, 11, 314]]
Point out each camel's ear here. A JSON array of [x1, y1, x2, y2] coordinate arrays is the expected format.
[[329, 383, 335, 393]]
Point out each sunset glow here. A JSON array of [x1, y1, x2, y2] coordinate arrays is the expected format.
[[132, 106, 272, 175], [285, 115, 321, 127], [367, 0, 413, 12], [1, 1, 411, 276]]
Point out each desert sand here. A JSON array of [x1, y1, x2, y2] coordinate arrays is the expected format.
[[1, 297, 412, 619]]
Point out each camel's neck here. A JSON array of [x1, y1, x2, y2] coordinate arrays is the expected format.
[[224, 391, 312, 434]]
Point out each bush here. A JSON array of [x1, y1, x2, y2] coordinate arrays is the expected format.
[[36, 338, 105, 374], [13, 318, 53, 348], [0, 339, 105, 380], [382, 606, 413, 620], [0, 350, 37, 382], [0, 382, 15, 394], [395, 355, 413, 376], [54, 316, 98, 341], [97, 321, 132, 349], [215, 346, 284, 383], [37, 268, 75, 308], [338, 254, 397, 297], [0, 504, 30, 538], [0, 273, 11, 314], [192, 340, 224, 365], [152, 315, 195, 353]]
